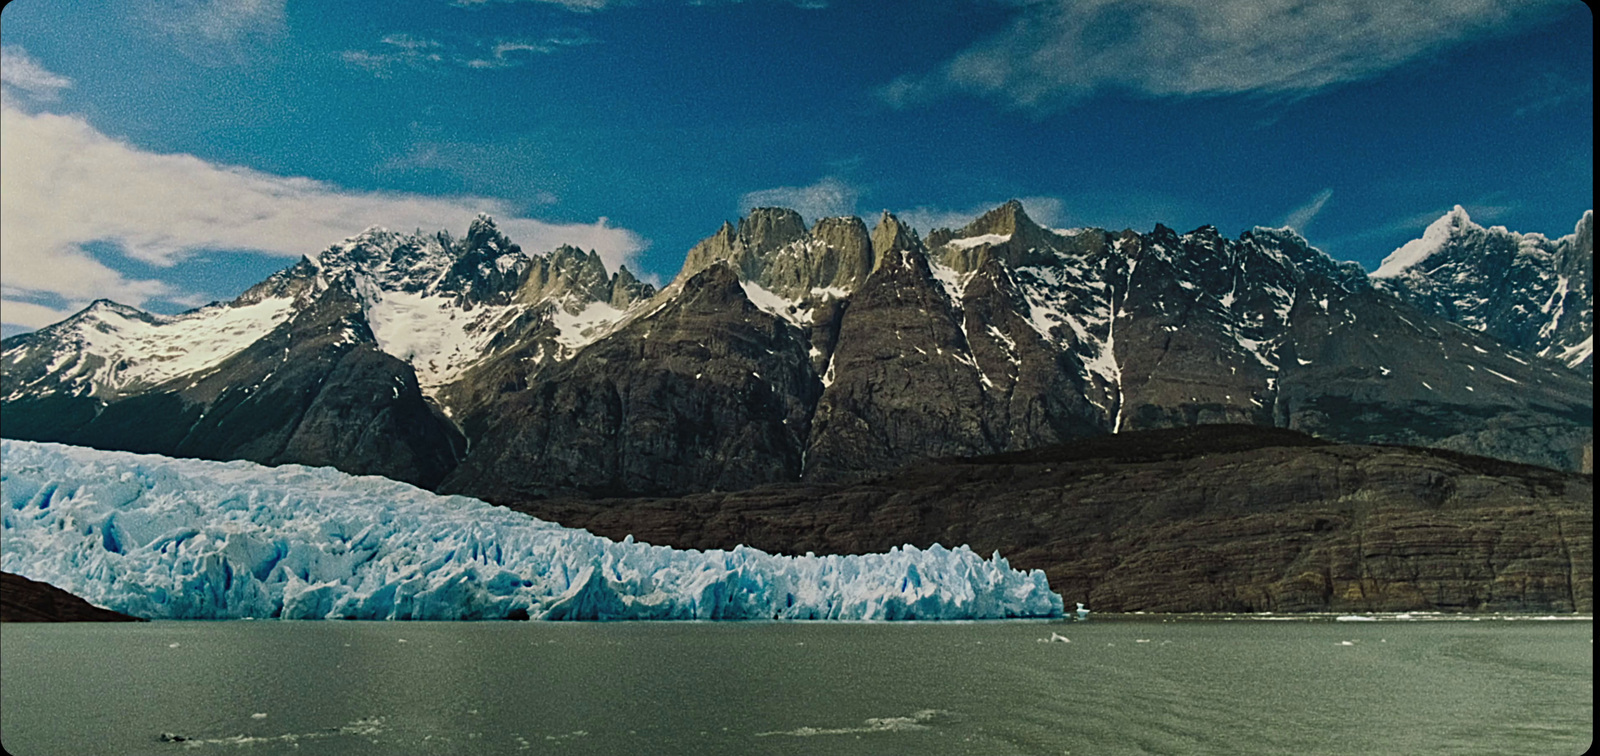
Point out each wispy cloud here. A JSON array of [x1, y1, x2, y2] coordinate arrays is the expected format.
[[168, 0, 285, 41], [340, 35, 447, 75], [0, 102, 646, 331], [450, 0, 827, 10], [341, 34, 594, 75], [462, 37, 597, 69], [882, 0, 1568, 109], [896, 196, 1069, 235], [0, 47, 74, 102], [453, 0, 616, 10], [740, 177, 861, 224], [1279, 188, 1334, 232], [1513, 69, 1593, 118], [138, 0, 288, 61]]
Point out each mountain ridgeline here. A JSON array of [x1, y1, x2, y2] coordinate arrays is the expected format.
[[1, 203, 1593, 499], [1372, 205, 1593, 376]]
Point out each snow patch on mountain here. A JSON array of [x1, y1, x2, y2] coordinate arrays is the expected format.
[[1, 297, 297, 401], [947, 233, 1012, 250], [363, 290, 523, 388], [929, 261, 976, 306], [1373, 205, 1477, 278], [549, 300, 628, 353], [1554, 335, 1593, 369], [739, 280, 813, 328], [0, 440, 1064, 621]]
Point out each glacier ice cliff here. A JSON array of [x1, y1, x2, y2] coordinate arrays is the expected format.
[[0, 440, 1062, 621]]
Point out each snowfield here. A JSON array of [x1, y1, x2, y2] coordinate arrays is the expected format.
[[0, 441, 1063, 621]]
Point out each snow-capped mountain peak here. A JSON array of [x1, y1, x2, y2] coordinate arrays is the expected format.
[[1372, 205, 1482, 279], [1, 294, 298, 402], [1, 216, 657, 403], [311, 218, 653, 389], [1373, 206, 1592, 375]]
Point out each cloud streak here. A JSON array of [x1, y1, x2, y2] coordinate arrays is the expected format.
[[342, 33, 595, 75], [0, 102, 645, 331], [134, 0, 288, 62], [0, 47, 74, 101], [164, 0, 286, 42], [1280, 188, 1334, 232], [450, 0, 827, 10], [883, 0, 1568, 109]]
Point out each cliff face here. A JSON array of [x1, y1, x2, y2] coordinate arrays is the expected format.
[[437, 263, 821, 499], [513, 426, 1593, 614]]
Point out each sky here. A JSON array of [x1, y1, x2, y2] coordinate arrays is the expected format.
[[0, 0, 1592, 337]]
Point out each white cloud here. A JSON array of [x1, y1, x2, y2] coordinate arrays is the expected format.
[[453, 0, 616, 9], [139, 0, 287, 59], [0, 103, 646, 332], [180, 0, 285, 41], [0, 47, 73, 101], [342, 34, 594, 75], [450, 0, 827, 10], [740, 177, 861, 224], [883, 0, 1567, 108], [0, 299, 82, 333], [1280, 188, 1334, 232]]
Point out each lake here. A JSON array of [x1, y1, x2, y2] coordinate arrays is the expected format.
[[1, 616, 1590, 755]]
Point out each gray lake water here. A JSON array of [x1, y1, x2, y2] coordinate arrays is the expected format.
[[1, 617, 1591, 756]]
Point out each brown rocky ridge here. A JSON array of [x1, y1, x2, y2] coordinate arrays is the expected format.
[[1, 571, 144, 622], [508, 424, 1593, 614]]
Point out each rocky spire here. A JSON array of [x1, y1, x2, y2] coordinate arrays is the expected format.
[[738, 207, 808, 256], [810, 216, 876, 291], [870, 211, 923, 270], [679, 221, 739, 281], [609, 265, 655, 308]]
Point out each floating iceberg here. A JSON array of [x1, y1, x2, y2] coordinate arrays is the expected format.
[[0, 441, 1063, 621]]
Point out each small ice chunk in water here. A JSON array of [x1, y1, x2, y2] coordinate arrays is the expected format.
[[251, 713, 268, 720], [1049, 632, 1070, 643]]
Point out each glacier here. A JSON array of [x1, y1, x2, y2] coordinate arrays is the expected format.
[[0, 440, 1063, 621]]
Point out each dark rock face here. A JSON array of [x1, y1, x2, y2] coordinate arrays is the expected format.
[[1, 571, 143, 622], [923, 207, 1589, 473], [804, 216, 992, 480], [510, 426, 1593, 614], [439, 263, 821, 499]]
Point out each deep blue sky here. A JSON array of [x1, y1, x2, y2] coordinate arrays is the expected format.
[[1, 0, 1591, 335]]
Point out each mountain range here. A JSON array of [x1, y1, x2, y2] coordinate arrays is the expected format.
[[2, 202, 1592, 500]]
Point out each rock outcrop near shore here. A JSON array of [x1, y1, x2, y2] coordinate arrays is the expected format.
[[1, 571, 144, 622]]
